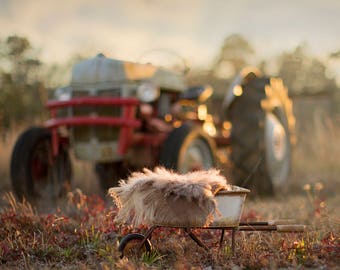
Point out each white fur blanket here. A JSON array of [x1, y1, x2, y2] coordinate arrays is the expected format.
[[108, 167, 230, 227]]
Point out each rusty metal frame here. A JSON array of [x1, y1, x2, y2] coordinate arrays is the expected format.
[[132, 221, 305, 255]]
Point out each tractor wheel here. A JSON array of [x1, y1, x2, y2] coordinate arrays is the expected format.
[[118, 233, 152, 258], [160, 124, 215, 172], [95, 161, 127, 192], [10, 127, 72, 203], [228, 77, 295, 196]]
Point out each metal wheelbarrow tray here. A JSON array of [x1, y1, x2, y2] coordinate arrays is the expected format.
[[117, 186, 305, 258]]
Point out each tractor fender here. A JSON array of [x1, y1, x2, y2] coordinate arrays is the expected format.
[[222, 67, 262, 112]]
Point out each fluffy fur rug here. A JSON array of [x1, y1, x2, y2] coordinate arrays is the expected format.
[[108, 167, 230, 227]]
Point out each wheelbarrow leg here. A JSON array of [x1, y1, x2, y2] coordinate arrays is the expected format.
[[231, 228, 236, 254], [184, 228, 209, 251], [143, 225, 158, 240], [137, 225, 158, 252], [219, 229, 225, 248]]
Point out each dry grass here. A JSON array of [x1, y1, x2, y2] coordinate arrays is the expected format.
[[0, 129, 20, 191], [290, 114, 340, 200], [0, 184, 338, 269], [0, 107, 339, 269], [0, 126, 100, 195]]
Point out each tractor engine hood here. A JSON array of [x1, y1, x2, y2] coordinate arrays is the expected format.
[[70, 54, 187, 92]]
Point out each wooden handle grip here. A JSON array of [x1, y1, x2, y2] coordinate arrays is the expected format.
[[268, 219, 296, 225], [276, 225, 306, 232]]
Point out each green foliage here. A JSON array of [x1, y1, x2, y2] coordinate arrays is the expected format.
[[277, 44, 338, 96], [329, 50, 340, 58], [141, 250, 165, 266], [6, 36, 30, 57], [289, 238, 307, 264], [212, 33, 255, 78], [0, 35, 46, 130], [98, 243, 117, 265], [80, 224, 103, 250]]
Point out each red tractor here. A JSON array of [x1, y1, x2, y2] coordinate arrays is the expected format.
[[10, 54, 295, 203]]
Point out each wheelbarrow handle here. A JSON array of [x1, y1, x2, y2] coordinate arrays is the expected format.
[[240, 219, 297, 226], [268, 219, 296, 225], [276, 224, 306, 232]]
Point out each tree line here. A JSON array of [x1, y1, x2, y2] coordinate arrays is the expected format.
[[0, 34, 339, 132], [209, 34, 338, 96]]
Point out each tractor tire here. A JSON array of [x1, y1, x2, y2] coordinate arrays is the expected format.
[[160, 124, 215, 172], [228, 77, 295, 196], [95, 161, 127, 192], [10, 127, 72, 203]]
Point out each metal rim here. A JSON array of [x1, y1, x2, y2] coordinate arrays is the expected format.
[[178, 137, 214, 173], [30, 139, 65, 200], [265, 112, 290, 188], [122, 238, 147, 257], [119, 233, 152, 258]]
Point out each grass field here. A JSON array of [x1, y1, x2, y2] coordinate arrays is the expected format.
[[0, 113, 339, 269]]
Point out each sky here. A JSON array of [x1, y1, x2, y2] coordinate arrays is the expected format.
[[1, 0, 340, 74]]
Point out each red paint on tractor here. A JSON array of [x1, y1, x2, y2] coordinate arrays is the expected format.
[[45, 97, 141, 156]]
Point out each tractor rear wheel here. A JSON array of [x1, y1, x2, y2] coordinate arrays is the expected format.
[[228, 77, 294, 196], [10, 127, 72, 204]]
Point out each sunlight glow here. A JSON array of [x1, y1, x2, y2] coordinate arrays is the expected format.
[[198, 105, 207, 120], [233, 85, 243, 96], [164, 114, 172, 122]]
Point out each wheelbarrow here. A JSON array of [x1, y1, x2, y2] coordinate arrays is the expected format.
[[117, 186, 305, 258]]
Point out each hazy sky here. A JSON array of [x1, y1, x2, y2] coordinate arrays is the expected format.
[[1, 0, 340, 70]]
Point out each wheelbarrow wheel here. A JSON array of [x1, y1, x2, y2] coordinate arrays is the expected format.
[[118, 233, 152, 258], [10, 127, 72, 204]]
